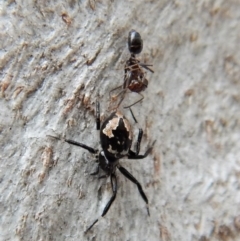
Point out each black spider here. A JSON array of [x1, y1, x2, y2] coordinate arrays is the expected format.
[[50, 102, 155, 232]]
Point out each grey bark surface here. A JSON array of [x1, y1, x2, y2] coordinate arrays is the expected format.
[[1, 1, 240, 241]]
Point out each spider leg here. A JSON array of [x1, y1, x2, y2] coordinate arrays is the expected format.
[[65, 139, 98, 154], [48, 135, 98, 154], [85, 173, 117, 233], [51, 102, 100, 154], [118, 165, 150, 216], [90, 165, 99, 175], [128, 109, 143, 155], [128, 140, 156, 159], [96, 101, 100, 130], [135, 128, 143, 156]]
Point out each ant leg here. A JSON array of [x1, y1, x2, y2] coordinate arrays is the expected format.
[[109, 85, 128, 109], [127, 55, 154, 73], [109, 85, 122, 98], [129, 107, 138, 123], [118, 166, 150, 216], [109, 85, 124, 108], [139, 63, 154, 73], [123, 70, 132, 89], [113, 88, 126, 99], [96, 101, 100, 130], [130, 55, 154, 73], [108, 88, 127, 110], [85, 173, 117, 233], [125, 63, 142, 73], [124, 93, 144, 108], [115, 89, 128, 108]]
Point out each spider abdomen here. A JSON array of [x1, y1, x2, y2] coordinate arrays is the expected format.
[[100, 111, 133, 159]]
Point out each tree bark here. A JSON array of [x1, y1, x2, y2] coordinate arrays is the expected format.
[[1, 1, 240, 240]]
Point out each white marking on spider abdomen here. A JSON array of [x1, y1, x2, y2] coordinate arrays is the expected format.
[[107, 145, 129, 156], [102, 111, 132, 140]]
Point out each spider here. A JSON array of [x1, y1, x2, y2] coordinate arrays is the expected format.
[[50, 101, 155, 232], [110, 29, 154, 109]]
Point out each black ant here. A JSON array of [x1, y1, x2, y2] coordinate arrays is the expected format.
[[110, 30, 154, 109], [49, 102, 155, 232]]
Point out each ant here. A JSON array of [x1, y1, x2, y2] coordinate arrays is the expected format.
[[50, 101, 155, 232], [110, 29, 154, 109]]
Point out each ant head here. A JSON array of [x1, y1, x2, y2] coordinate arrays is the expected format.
[[128, 29, 143, 55]]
